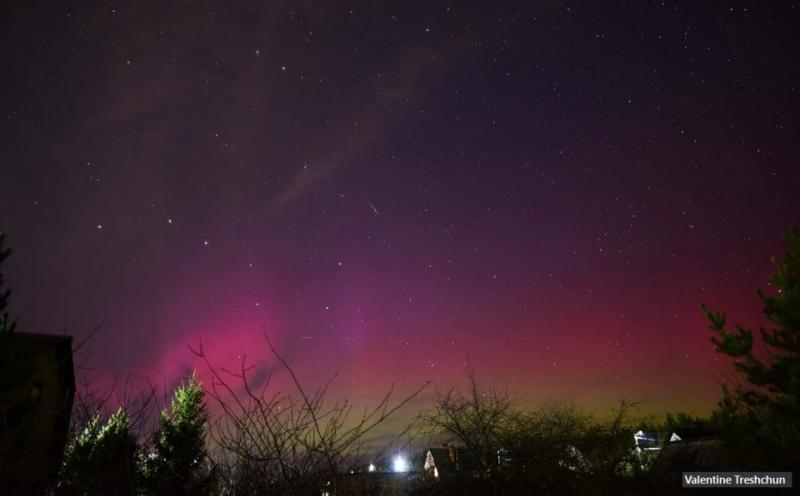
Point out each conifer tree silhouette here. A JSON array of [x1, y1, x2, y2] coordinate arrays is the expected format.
[[702, 226, 800, 468]]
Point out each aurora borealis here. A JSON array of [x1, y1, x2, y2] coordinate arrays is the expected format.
[[1, 1, 798, 419]]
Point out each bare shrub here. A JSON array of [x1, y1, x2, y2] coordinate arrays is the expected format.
[[191, 333, 428, 496], [419, 371, 646, 496]]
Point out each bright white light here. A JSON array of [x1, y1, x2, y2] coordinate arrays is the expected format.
[[393, 455, 409, 473], [368, 463, 376, 473]]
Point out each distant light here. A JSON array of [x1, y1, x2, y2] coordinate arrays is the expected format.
[[368, 463, 376, 473], [393, 455, 409, 473]]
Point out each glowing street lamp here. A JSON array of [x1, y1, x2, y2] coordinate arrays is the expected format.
[[393, 455, 410, 473]]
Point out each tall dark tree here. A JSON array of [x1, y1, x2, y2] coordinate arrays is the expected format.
[[0, 233, 16, 333], [142, 374, 216, 496], [701, 226, 800, 468], [57, 409, 139, 496]]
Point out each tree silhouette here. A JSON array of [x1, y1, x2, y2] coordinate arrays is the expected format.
[[191, 335, 427, 496], [419, 371, 644, 495], [57, 409, 139, 496], [0, 233, 16, 333], [142, 374, 216, 496], [423, 369, 522, 477], [701, 226, 800, 468]]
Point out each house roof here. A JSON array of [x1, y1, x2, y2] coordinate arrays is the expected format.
[[426, 448, 456, 473], [668, 428, 719, 443], [653, 438, 733, 478], [425, 447, 481, 474]]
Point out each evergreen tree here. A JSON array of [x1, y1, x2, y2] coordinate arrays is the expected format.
[[701, 226, 800, 468], [143, 374, 216, 495], [58, 409, 139, 496], [0, 233, 16, 333]]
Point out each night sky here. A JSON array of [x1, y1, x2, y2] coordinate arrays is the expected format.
[[1, 1, 798, 418]]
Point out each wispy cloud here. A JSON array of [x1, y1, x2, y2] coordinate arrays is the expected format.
[[268, 41, 461, 212]]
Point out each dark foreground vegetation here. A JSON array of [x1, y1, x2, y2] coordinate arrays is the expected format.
[[1, 228, 798, 495]]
